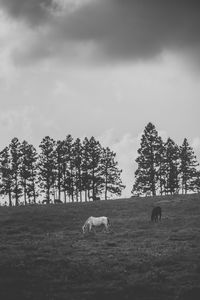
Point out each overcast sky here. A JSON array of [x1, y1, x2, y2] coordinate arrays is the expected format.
[[0, 0, 200, 196]]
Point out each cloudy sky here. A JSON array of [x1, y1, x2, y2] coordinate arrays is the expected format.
[[0, 0, 200, 196]]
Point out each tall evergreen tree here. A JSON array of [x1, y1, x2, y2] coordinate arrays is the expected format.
[[9, 138, 22, 206], [26, 143, 38, 204], [20, 141, 38, 204], [54, 140, 65, 201], [87, 137, 102, 198], [0, 147, 13, 206], [179, 138, 199, 194], [156, 136, 167, 195], [38, 136, 56, 203], [20, 141, 31, 205], [195, 170, 200, 193], [132, 122, 161, 196], [82, 137, 91, 202], [67, 136, 76, 202], [61, 135, 74, 203], [165, 138, 180, 195], [101, 147, 125, 200], [73, 138, 83, 202]]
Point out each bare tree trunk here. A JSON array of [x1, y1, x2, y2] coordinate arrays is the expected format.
[[64, 191, 67, 204], [105, 172, 108, 200], [33, 184, 36, 204], [15, 178, 19, 206], [79, 191, 82, 202], [9, 190, 12, 207], [24, 181, 27, 205]]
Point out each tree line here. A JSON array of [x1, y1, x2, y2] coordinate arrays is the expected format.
[[132, 122, 200, 196], [0, 135, 125, 206]]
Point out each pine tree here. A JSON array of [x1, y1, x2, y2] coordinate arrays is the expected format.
[[54, 140, 65, 201], [22, 142, 38, 204], [156, 136, 167, 195], [87, 137, 102, 199], [38, 136, 56, 203], [20, 141, 38, 204], [0, 147, 13, 206], [82, 137, 91, 202], [20, 141, 31, 205], [61, 135, 74, 203], [195, 170, 200, 193], [165, 138, 180, 195], [9, 138, 22, 206], [73, 138, 83, 202], [101, 147, 125, 200], [67, 136, 75, 202], [132, 122, 161, 196], [179, 138, 199, 194]]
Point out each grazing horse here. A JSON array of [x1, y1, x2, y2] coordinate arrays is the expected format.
[[151, 206, 162, 222], [89, 195, 101, 201], [54, 199, 63, 204], [42, 199, 48, 204], [82, 216, 110, 235], [146, 191, 151, 197], [93, 196, 101, 201]]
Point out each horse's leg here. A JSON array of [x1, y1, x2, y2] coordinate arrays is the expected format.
[[88, 223, 92, 233], [85, 224, 88, 234], [105, 223, 110, 233], [82, 225, 86, 234], [104, 223, 109, 233]]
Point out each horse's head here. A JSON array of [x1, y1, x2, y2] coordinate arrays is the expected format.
[[82, 225, 86, 234], [82, 223, 89, 234]]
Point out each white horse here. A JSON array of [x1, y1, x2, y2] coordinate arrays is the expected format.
[[82, 216, 110, 235]]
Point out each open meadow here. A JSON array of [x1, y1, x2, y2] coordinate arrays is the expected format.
[[0, 194, 200, 300]]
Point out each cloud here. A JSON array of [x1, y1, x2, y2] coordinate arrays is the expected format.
[[0, 106, 61, 148], [1, 0, 200, 66], [0, 12, 20, 85], [0, 0, 54, 26], [0, 107, 35, 145], [53, 80, 73, 96], [192, 137, 200, 150]]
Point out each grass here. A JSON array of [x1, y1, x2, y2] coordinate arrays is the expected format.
[[0, 194, 200, 299]]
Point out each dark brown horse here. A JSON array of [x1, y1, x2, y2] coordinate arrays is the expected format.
[[89, 196, 101, 201], [93, 196, 101, 201], [54, 199, 63, 204], [151, 206, 162, 222]]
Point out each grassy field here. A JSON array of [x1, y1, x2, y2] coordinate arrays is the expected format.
[[0, 194, 200, 300]]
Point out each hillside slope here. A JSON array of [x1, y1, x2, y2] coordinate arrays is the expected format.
[[0, 194, 200, 300]]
